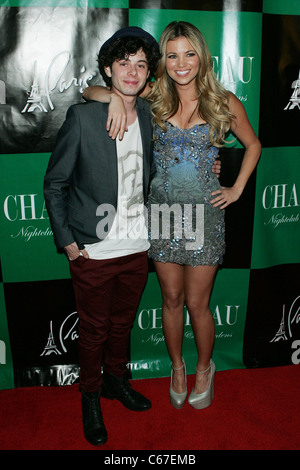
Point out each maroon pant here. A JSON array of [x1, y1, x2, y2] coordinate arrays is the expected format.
[[69, 252, 148, 393]]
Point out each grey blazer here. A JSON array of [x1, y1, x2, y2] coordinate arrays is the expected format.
[[44, 97, 153, 250]]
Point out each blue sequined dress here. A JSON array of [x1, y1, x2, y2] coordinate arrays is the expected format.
[[147, 122, 225, 267]]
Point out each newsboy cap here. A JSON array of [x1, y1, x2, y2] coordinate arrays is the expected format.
[[99, 26, 159, 55]]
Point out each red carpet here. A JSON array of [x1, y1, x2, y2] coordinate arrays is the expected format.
[[0, 365, 299, 451]]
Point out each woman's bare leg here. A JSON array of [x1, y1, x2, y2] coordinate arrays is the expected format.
[[154, 261, 186, 393], [184, 264, 218, 393]]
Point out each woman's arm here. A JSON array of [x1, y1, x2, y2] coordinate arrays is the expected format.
[[83, 84, 222, 176], [211, 93, 261, 209], [83, 86, 128, 140], [82, 82, 153, 140]]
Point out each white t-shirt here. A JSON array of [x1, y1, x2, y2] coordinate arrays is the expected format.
[[84, 117, 149, 259]]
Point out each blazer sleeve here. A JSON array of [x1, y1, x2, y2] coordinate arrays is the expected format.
[[43, 105, 80, 249]]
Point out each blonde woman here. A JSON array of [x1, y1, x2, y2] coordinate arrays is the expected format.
[[83, 21, 261, 410]]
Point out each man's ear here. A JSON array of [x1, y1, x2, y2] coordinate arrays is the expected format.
[[104, 66, 112, 78]]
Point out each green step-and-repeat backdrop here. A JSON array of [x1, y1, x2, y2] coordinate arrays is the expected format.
[[0, 0, 299, 389]]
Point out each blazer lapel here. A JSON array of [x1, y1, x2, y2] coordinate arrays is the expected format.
[[136, 99, 152, 200], [100, 105, 118, 201]]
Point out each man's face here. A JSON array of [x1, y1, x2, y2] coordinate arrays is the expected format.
[[104, 48, 150, 98]]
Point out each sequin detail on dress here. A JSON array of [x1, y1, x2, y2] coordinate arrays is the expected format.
[[148, 122, 225, 267]]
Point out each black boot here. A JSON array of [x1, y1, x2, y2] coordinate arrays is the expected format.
[[81, 391, 107, 446], [101, 371, 151, 411]]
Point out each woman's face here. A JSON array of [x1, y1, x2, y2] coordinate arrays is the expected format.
[[165, 36, 200, 88]]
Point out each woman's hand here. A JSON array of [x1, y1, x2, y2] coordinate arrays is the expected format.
[[106, 93, 128, 140], [210, 186, 242, 209]]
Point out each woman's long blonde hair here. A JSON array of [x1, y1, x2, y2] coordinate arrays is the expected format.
[[148, 21, 234, 147]]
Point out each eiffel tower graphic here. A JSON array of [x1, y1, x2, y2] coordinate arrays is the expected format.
[[284, 68, 300, 110], [270, 305, 288, 342], [40, 321, 61, 356], [21, 61, 47, 113]]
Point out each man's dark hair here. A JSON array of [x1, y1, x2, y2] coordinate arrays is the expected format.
[[98, 36, 161, 87]]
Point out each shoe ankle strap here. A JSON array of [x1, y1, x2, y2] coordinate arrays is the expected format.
[[196, 364, 211, 374], [171, 360, 185, 371]]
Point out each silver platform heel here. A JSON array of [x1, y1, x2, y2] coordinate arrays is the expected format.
[[188, 360, 216, 410], [170, 359, 187, 409]]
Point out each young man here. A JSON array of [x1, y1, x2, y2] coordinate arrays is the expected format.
[[43, 27, 160, 446]]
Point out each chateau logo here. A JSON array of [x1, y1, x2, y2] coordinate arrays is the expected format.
[[138, 304, 240, 346], [3, 193, 52, 243], [262, 182, 299, 229], [212, 55, 254, 85], [212, 55, 254, 103]]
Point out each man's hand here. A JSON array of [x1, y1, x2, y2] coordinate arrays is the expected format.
[[64, 242, 89, 261]]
